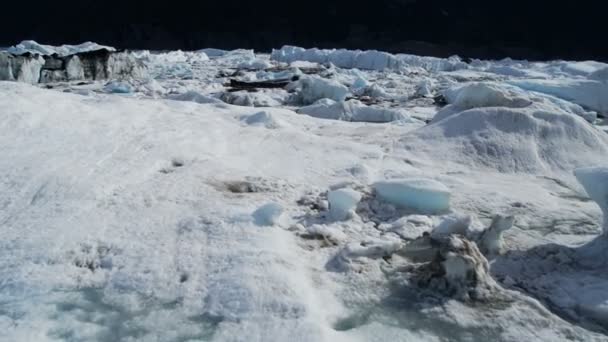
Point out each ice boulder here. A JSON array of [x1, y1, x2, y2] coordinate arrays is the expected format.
[[252, 202, 284, 226], [290, 75, 349, 104], [328, 188, 362, 220], [373, 178, 451, 214], [574, 166, 608, 234]]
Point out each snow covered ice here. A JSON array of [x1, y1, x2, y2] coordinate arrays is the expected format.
[[290, 75, 350, 104], [327, 188, 362, 220], [1, 41, 608, 341]]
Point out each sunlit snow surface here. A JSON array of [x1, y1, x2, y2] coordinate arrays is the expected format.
[[1, 45, 608, 341]]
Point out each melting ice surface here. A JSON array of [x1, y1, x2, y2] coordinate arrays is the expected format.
[[1, 42, 608, 341]]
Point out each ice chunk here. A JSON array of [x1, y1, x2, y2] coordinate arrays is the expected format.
[[220, 91, 282, 107], [146, 50, 208, 79], [252, 202, 284, 226], [415, 79, 435, 98], [558, 60, 608, 77], [509, 79, 608, 114], [107, 52, 148, 80], [139, 79, 166, 96], [289, 60, 319, 69], [237, 59, 272, 70], [291, 75, 349, 104], [168, 91, 222, 104], [197, 48, 227, 57], [381, 215, 433, 240], [373, 179, 451, 214], [346, 102, 411, 123], [478, 214, 515, 256], [350, 76, 370, 94], [328, 188, 362, 221], [104, 81, 133, 94], [432, 213, 474, 237], [254, 68, 301, 82], [443, 82, 533, 110], [397, 53, 468, 72], [305, 224, 347, 243], [574, 166, 608, 233], [430, 213, 511, 256]]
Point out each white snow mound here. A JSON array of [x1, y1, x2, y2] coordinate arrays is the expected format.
[[408, 106, 608, 172], [439, 82, 597, 123]]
